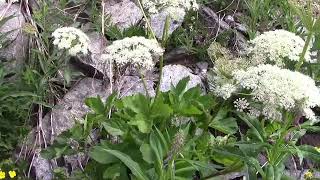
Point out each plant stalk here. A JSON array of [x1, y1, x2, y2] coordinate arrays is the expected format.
[[156, 16, 171, 98], [295, 32, 313, 71]]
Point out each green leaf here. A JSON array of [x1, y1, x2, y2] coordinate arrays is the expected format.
[[151, 95, 173, 119], [296, 145, 320, 162], [140, 144, 154, 164], [103, 164, 121, 179], [129, 114, 152, 133], [171, 77, 190, 96], [122, 94, 150, 114], [238, 114, 266, 142], [98, 149, 149, 180], [210, 117, 238, 134], [102, 122, 124, 136], [85, 96, 105, 114], [89, 146, 118, 164], [209, 109, 238, 134]]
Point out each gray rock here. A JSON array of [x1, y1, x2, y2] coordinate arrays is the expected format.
[[0, 4, 28, 72], [42, 78, 110, 140], [29, 78, 110, 180], [150, 10, 185, 38], [78, 32, 110, 77], [160, 64, 202, 92], [33, 151, 53, 180], [117, 75, 155, 97], [200, 6, 230, 33], [104, 0, 143, 30]]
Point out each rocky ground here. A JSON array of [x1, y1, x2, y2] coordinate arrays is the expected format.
[[0, 0, 319, 179]]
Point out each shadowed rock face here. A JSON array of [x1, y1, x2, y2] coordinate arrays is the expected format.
[[0, 3, 28, 73]]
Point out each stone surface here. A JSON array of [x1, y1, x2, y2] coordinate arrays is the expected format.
[[104, 0, 143, 30], [29, 78, 110, 180], [78, 32, 109, 77], [33, 151, 53, 180], [160, 64, 202, 92], [0, 4, 28, 72], [150, 10, 185, 38], [117, 75, 155, 97]]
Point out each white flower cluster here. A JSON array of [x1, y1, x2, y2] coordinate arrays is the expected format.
[[233, 64, 320, 121], [52, 27, 90, 56], [213, 83, 236, 100], [102, 36, 164, 70], [248, 29, 313, 67], [234, 98, 249, 112], [142, 0, 199, 19]]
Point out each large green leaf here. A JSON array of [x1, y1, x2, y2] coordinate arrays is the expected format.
[[122, 94, 150, 114], [129, 114, 152, 133], [85, 96, 105, 114], [102, 122, 124, 136], [209, 108, 238, 134], [238, 114, 266, 142], [140, 143, 154, 164], [100, 149, 149, 180], [89, 146, 118, 164], [210, 117, 238, 134]]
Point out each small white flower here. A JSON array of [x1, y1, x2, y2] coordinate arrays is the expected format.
[[248, 107, 261, 118], [303, 108, 317, 122], [234, 98, 249, 112], [214, 83, 236, 100], [232, 64, 320, 121], [248, 29, 312, 67], [141, 0, 199, 19], [52, 27, 90, 56], [102, 36, 164, 70]]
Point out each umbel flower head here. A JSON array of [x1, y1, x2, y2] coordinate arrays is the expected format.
[[232, 64, 320, 121], [141, 0, 199, 19], [52, 27, 90, 56], [102, 36, 164, 70], [248, 29, 313, 67]]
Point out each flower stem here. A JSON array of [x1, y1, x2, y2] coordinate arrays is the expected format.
[[137, 0, 157, 40], [295, 31, 313, 71], [139, 69, 150, 98], [155, 16, 171, 98]]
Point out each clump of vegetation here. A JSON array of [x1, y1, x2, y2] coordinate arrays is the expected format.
[[0, 0, 320, 179]]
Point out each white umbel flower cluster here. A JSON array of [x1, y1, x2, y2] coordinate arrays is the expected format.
[[233, 64, 320, 121], [213, 83, 236, 100], [234, 98, 249, 112], [142, 0, 199, 19], [248, 29, 313, 67], [52, 27, 90, 56], [102, 36, 164, 70]]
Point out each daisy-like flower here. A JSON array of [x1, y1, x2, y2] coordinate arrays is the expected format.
[[141, 0, 199, 20], [102, 36, 164, 70], [248, 29, 313, 67], [52, 27, 90, 56], [232, 64, 320, 121], [8, 171, 16, 178], [304, 170, 313, 179], [0, 171, 5, 180]]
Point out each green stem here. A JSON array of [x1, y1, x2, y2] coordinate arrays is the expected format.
[[137, 0, 156, 40], [139, 69, 150, 98], [295, 32, 313, 71], [155, 16, 171, 98]]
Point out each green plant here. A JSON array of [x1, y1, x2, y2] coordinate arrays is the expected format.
[[42, 77, 242, 179]]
